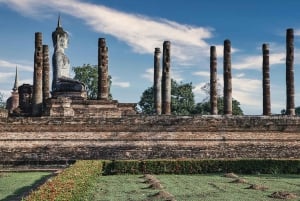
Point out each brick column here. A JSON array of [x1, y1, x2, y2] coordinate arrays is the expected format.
[[162, 41, 171, 115], [210, 46, 218, 115], [154, 47, 162, 115], [97, 38, 109, 100], [223, 39, 232, 115], [262, 43, 271, 115], [32, 32, 43, 116], [286, 28, 295, 115], [42, 45, 50, 108]]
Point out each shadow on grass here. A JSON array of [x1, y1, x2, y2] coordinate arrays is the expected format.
[[2, 173, 54, 201]]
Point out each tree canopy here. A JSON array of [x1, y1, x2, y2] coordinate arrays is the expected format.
[[138, 80, 244, 115], [72, 64, 112, 100], [0, 92, 5, 109], [193, 97, 243, 115], [138, 79, 195, 115]]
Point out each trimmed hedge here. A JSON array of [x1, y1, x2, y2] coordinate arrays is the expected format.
[[23, 160, 102, 201], [103, 159, 300, 175]]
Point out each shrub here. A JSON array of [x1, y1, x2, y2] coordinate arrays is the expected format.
[[23, 160, 102, 201], [103, 159, 300, 175]]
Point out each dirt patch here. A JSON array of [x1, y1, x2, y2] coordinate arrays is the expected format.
[[224, 172, 239, 179], [208, 182, 226, 192], [150, 190, 176, 201], [0, 172, 9, 177], [246, 184, 268, 191], [269, 191, 298, 199], [143, 174, 163, 189], [143, 174, 176, 200], [230, 178, 248, 184]]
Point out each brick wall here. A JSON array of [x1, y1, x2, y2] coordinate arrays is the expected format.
[[0, 115, 299, 166]]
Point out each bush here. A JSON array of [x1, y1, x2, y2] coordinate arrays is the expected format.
[[23, 160, 102, 201], [103, 159, 300, 175]]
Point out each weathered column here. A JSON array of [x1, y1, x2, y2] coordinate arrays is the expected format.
[[210, 46, 218, 115], [223, 39, 232, 115], [154, 47, 162, 115], [162, 41, 171, 115], [262, 43, 271, 115], [42, 45, 50, 107], [32, 32, 43, 116], [97, 38, 109, 100], [286, 28, 295, 115]]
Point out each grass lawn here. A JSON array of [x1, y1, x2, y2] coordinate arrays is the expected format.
[[84, 174, 160, 201], [157, 174, 300, 201], [86, 174, 300, 201], [0, 172, 52, 201]]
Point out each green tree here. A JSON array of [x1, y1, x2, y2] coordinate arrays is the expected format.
[[0, 92, 5, 109], [72, 64, 112, 100], [193, 82, 243, 115], [138, 79, 195, 115], [193, 97, 243, 115], [281, 107, 300, 115]]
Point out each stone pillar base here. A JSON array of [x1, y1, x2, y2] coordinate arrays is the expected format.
[[51, 91, 87, 100]]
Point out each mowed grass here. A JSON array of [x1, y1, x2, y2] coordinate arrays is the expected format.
[[86, 174, 300, 201], [84, 174, 160, 201], [0, 172, 52, 201], [156, 174, 300, 201]]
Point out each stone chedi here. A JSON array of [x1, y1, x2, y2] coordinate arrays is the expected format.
[[6, 67, 19, 114], [51, 16, 86, 99]]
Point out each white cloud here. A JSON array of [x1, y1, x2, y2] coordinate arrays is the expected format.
[[193, 71, 210, 77], [232, 77, 261, 108], [172, 70, 184, 82], [113, 81, 130, 88], [111, 77, 130, 88], [233, 52, 285, 70], [141, 68, 153, 82], [0, 0, 214, 66], [0, 72, 15, 83], [0, 59, 33, 72]]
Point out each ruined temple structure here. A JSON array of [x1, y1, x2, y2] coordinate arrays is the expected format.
[[262, 44, 271, 115], [1, 21, 300, 166], [4, 19, 299, 118], [286, 28, 295, 116], [162, 41, 171, 115], [210, 46, 218, 115], [44, 17, 136, 117], [6, 67, 19, 114], [5, 16, 136, 117]]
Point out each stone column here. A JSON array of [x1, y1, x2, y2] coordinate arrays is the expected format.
[[286, 28, 295, 115], [32, 32, 43, 116], [210, 46, 218, 115], [154, 47, 162, 115], [97, 38, 109, 100], [262, 43, 271, 115], [162, 41, 171, 115], [223, 39, 232, 115], [42, 45, 50, 108]]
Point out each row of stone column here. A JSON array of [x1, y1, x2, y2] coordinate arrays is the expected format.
[[32, 32, 50, 116], [210, 28, 296, 116], [154, 41, 171, 115]]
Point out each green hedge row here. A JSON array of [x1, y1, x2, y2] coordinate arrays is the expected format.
[[103, 159, 300, 175], [23, 160, 102, 201]]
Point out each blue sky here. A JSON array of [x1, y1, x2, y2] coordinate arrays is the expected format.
[[1, 0, 300, 115]]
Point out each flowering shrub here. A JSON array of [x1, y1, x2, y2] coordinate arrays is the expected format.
[[23, 160, 102, 201]]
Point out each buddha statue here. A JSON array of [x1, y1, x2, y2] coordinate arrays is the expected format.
[[52, 16, 86, 94]]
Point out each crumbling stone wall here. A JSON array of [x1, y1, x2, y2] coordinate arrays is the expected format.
[[0, 116, 299, 166]]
